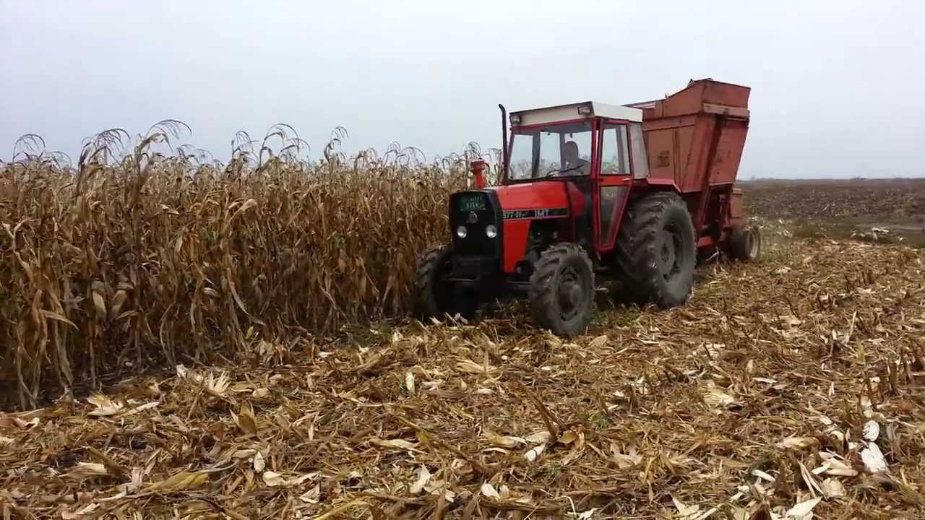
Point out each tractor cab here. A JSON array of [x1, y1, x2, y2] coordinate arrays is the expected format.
[[413, 80, 760, 336], [502, 102, 649, 254], [505, 102, 647, 181]]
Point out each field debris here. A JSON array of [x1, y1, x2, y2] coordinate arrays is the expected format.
[[0, 238, 922, 517]]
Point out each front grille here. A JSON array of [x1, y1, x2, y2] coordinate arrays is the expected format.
[[449, 190, 502, 266], [451, 256, 495, 279]]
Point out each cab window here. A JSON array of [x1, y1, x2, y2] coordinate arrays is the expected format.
[[600, 124, 631, 175], [508, 122, 593, 180]]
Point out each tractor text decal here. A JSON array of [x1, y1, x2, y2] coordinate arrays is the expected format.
[[502, 208, 568, 220]]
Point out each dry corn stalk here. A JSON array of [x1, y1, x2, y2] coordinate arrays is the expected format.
[[0, 125, 471, 408]]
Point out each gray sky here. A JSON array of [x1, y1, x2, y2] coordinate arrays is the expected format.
[[2, 0, 924, 178]]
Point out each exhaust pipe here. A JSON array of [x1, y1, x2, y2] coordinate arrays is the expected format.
[[498, 104, 508, 176]]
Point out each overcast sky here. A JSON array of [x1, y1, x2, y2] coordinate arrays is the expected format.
[[2, 0, 924, 178]]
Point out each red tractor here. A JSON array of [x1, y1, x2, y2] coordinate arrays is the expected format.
[[413, 79, 760, 335]]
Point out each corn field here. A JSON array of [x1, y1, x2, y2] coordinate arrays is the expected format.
[[0, 123, 493, 408]]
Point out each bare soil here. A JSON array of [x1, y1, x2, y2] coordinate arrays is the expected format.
[[743, 179, 925, 247]]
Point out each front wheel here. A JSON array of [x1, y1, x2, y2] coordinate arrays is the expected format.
[[412, 244, 477, 319], [528, 243, 594, 336]]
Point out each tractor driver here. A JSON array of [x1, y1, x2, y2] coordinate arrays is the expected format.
[[560, 141, 590, 176], [560, 140, 593, 244]]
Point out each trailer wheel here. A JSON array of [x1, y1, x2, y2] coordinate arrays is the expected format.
[[412, 244, 477, 319], [528, 243, 594, 336], [615, 192, 696, 307], [728, 225, 761, 261]]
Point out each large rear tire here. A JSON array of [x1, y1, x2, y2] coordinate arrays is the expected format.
[[412, 244, 477, 319], [615, 192, 696, 307], [528, 243, 594, 336], [727, 225, 761, 261]]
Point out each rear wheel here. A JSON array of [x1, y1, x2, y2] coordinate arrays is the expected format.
[[615, 192, 696, 307], [412, 244, 477, 319], [727, 225, 761, 261], [528, 243, 594, 336]]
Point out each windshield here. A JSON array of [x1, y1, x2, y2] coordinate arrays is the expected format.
[[508, 122, 593, 180]]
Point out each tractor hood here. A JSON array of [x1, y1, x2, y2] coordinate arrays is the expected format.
[[488, 180, 585, 219], [481, 180, 587, 274]]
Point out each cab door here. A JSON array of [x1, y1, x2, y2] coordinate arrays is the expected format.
[[595, 121, 634, 252]]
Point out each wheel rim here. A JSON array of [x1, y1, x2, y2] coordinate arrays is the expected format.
[[659, 224, 682, 281], [556, 265, 584, 321], [746, 228, 759, 258]]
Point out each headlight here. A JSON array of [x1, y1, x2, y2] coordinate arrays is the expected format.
[[485, 224, 498, 238], [456, 225, 467, 239]]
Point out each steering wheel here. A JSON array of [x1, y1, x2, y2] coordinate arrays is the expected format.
[[545, 165, 579, 178]]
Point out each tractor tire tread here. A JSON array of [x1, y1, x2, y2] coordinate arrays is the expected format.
[[528, 243, 594, 336], [412, 243, 451, 317], [727, 225, 761, 261], [614, 192, 695, 307]]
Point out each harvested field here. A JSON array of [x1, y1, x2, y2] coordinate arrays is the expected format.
[[1, 238, 923, 518], [742, 179, 925, 225], [743, 179, 925, 248], [742, 179, 925, 248]]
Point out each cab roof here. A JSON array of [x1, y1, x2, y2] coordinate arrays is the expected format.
[[510, 101, 643, 127]]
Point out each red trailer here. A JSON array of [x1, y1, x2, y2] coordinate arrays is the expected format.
[[413, 79, 760, 335], [637, 79, 753, 253]]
